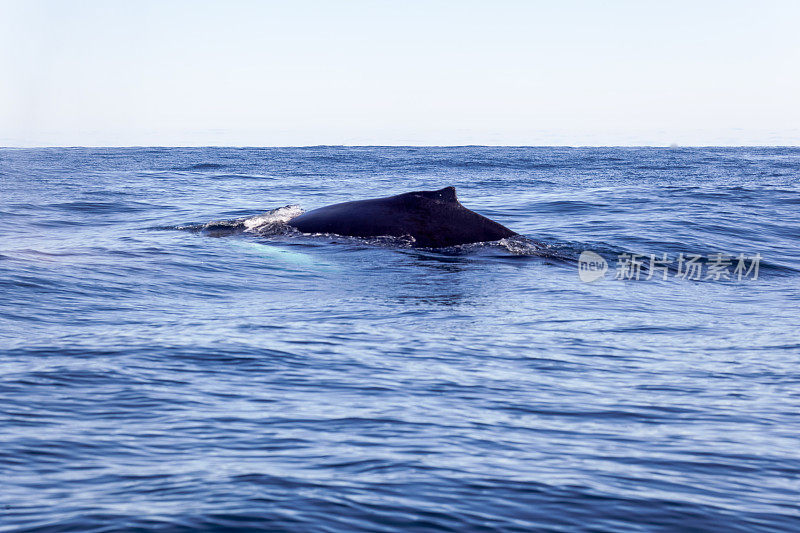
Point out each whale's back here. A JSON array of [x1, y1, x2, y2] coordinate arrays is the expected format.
[[287, 186, 516, 247]]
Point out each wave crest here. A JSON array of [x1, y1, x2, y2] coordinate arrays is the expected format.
[[183, 205, 304, 236], [243, 205, 303, 231]]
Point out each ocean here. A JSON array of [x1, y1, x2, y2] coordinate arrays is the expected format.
[[1, 146, 799, 532]]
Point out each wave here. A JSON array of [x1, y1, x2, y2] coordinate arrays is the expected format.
[[175, 162, 228, 171], [46, 200, 155, 213], [243, 205, 304, 231], [176, 205, 304, 237]]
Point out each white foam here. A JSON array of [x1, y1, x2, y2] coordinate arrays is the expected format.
[[498, 236, 546, 255], [243, 205, 304, 232]]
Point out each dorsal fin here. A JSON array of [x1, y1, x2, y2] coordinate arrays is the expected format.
[[416, 186, 458, 203]]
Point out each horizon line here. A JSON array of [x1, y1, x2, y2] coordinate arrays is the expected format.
[[2, 144, 800, 149]]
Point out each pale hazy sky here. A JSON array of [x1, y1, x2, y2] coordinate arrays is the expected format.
[[2, 0, 799, 146]]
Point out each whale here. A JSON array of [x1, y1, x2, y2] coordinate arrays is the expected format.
[[286, 186, 517, 247]]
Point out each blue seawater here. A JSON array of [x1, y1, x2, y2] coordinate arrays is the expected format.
[[1, 147, 799, 532]]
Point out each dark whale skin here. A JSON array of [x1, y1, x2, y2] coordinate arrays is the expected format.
[[286, 186, 517, 248]]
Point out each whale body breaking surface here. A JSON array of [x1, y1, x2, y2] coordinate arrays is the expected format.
[[286, 186, 517, 248]]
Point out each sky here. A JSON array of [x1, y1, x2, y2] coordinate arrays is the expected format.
[[1, 0, 799, 146]]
